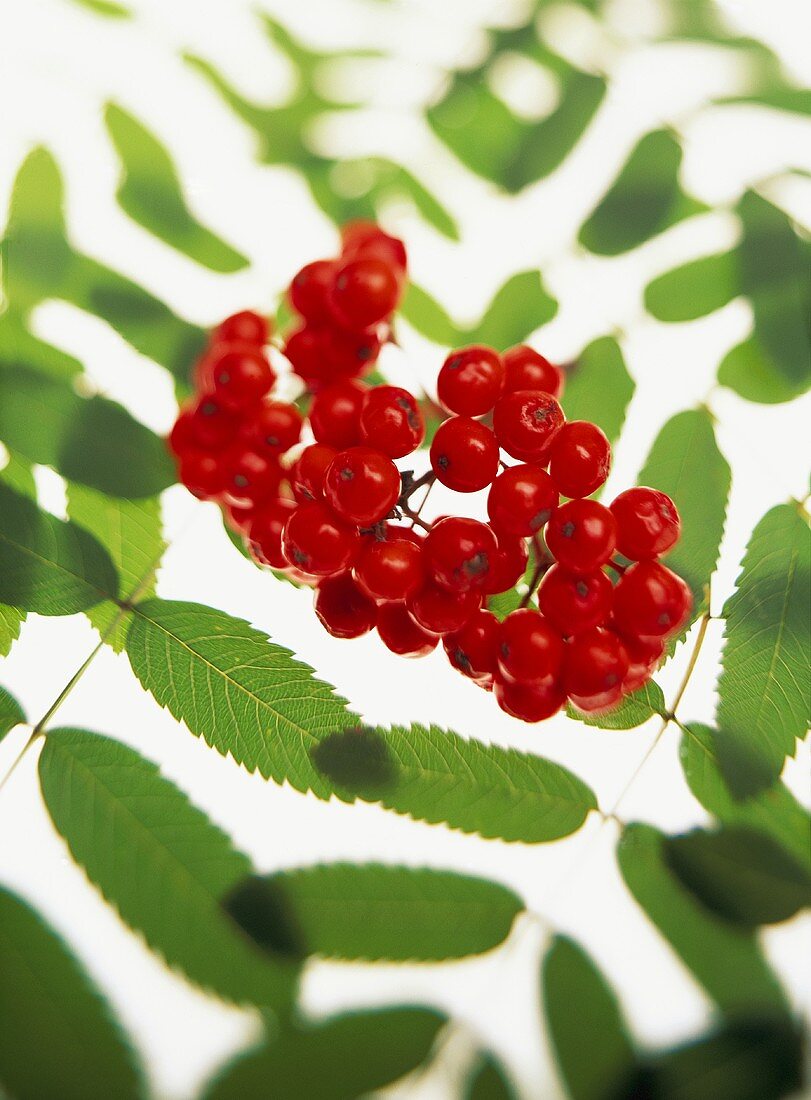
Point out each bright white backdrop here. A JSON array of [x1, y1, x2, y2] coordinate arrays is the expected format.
[[1, 0, 810, 1096]]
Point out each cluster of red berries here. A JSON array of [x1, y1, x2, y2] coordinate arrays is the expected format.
[[168, 224, 691, 724]]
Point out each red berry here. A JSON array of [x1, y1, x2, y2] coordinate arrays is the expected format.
[[222, 448, 283, 507], [168, 405, 196, 456], [407, 584, 481, 635], [610, 487, 681, 561], [443, 609, 500, 681], [329, 256, 400, 331], [430, 417, 499, 493], [612, 561, 692, 638], [324, 446, 401, 526], [494, 675, 565, 722], [224, 500, 256, 537], [487, 465, 558, 537], [424, 517, 498, 593], [538, 565, 612, 636], [247, 498, 297, 568], [288, 259, 337, 325], [240, 401, 303, 455], [354, 527, 425, 601], [503, 346, 563, 399], [203, 345, 275, 410], [483, 534, 529, 595], [214, 311, 269, 346], [178, 451, 225, 500], [546, 499, 617, 574], [314, 572, 377, 639], [621, 633, 665, 693], [497, 608, 564, 684], [186, 395, 242, 451], [281, 501, 359, 576], [341, 221, 407, 272], [310, 380, 368, 450], [548, 421, 611, 499], [285, 327, 380, 389], [284, 326, 323, 385], [563, 627, 629, 703], [437, 345, 504, 417], [291, 443, 337, 502], [492, 390, 564, 462], [377, 602, 437, 658], [360, 386, 425, 458]]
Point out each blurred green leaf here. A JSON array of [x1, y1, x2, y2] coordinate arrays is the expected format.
[[0, 685, 25, 742], [713, 88, 811, 115], [0, 455, 36, 654], [562, 336, 634, 443], [568, 680, 666, 730], [0, 311, 82, 381], [718, 335, 808, 404], [70, 0, 131, 15], [644, 252, 739, 322], [464, 1055, 518, 1099]]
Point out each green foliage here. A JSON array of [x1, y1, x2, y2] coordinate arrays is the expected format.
[[225, 864, 523, 961], [0, 312, 82, 381], [0, 456, 35, 653], [543, 936, 637, 1100], [561, 336, 635, 444], [568, 680, 666, 730], [644, 252, 739, 322], [38, 728, 299, 1006], [464, 1055, 518, 1099], [0, 885, 144, 1100], [0, 685, 25, 742], [714, 503, 811, 797], [202, 1007, 445, 1099], [0, 482, 119, 614], [105, 104, 248, 271], [71, 0, 132, 15]]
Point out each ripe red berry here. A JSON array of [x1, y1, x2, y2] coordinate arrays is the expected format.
[[282, 501, 359, 576], [483, 534, 529, 595], [377, 602, 437, 658], [503, 346, 563, 399], [545, 499, 617, 574], [437, 345, 504, 417], [612, 561, 692, 638], [178, 451, 224, 500], [222, 448, 283, 507], [324, 446, 401, 526], [285, 327, 379, 389], [354, 528, 425, 601], [548, 421, 611, 499], [329, 256, 400, 331], [424, 517, 498, 593], [430, 417, 499, 493], [168, 405, 196, 456], [494, 675, 565, 722], [314, 572, 377, 639], [492, 390, 564, 462], [284, 325, 323, 385], [610, 487, 681, 561], [359, 386, 425, 458], [288, 259, 337, 325], [443, 609, 500, 681], [487, 465, 558, 537], [186, 395, 241, 451], [290, 443, 337, 502], [621, 632, 665, 693], [310, 380, 368, 450], [224, 500, 256, 537], [563, 628, 629, 706], [538, 564, 612, 636], [497, 608, 564, 684], [247, 498, 297, 568], [240, 401, 303, 455], [203, 346, 275, 410], [407, 584, 481, 635], [341, 221, 407, 272], [214, 310, 269, 346]]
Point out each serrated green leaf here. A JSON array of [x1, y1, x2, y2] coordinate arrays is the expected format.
[[0, 885, 144, 1100], [617, 823, 787, 1013], [67, 484, 165, 652], [663, 826, 811, 928], [680, 724, 811, 871], [38, 728, 298, 1006], [225, 864, 523, 961], [644, 252, 739, 322], [542, 936, 636, 1100], [105, 104, 248, 272], [579, 130, 706, 255], [202, 1007, 445, 1100], [568, 680, 666, 730], [0, 685, 25, 742], [713, 503, 811, 797], [464, 1055, 517, 1099], [562, 337, 634, 444], [0, 366, 174, 497], [0, 482, 119, 614]]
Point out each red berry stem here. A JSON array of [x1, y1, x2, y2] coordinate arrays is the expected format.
[[398, 469, 437, 506], [518, 536, 553, 609]]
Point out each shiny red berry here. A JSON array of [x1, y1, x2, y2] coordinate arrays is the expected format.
[[377, 602, 437, 658], [224, 500, 256, 537], [437, 345, 504, 417], [214, 311, 269, 346], [310, 380, 368, 450], [424, 517, 498, 593], [240, 401, 303, 455], [430, 417, 499, 493], [503, 346, 563, 399], [548, 421, 611, 499], [282, 501, 359, 576], [288, 259, 337, 325], [324, 446, 401, 526], [359, 386, 425, 458], [546, 499, 617, 574], [222, 448, 282, 507], [168, 406, 196, 456], [188, 395, 241, 451], [610, 487, 681, 560], [494, 675, 565, 722], [483, 534, 529, 595], [314, 572, 377, 639], [203, 346, 274, 410], [497, 608, 564, 684], [563, 628, 629, 706], [178, 451, 224, 500], [407, 584, 481, 635], [329, 256, 400, 331], [285, 326, 379, 389], [612, 561, 692, 638], [538, 565, 612, 636], [487, 465, 558, 537], [443, 609, 500, 681], [291, 443, 337, 502], [492, 390, 564, 462], [341, 221, 407, 272], [354, 528, 425, 601], [621, 633, 665, 693], [247, 498, 297, 568]]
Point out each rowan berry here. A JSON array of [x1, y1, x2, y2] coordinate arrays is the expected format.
[[222, 448, 283, 507], [548, 421, 611, 499], [310, 380, 368, 449], [492, 390, 564, 462], [483, 534, 529, 595], [341, 221, 407, 272], [487, 465, 557, 537], [437, 345, 504, 417], [282, 501, 359, 576], [186, 395, 241, 451], [377, 602, 437, 658], [407, 584, 481, 635], [503, 346, 563, 399], [443, 609, 500, 681], [494, 675, 565, 722], [621, 632, 665, 693], [179, 451, 224, 500], [168, 405, 196, 456], [329, 256, 400, 331], [360, 386, 425, 458], [214, 310, 269, 346], [610, 487, 681, 561], [563, 628, 629, 706], [545, 499, 617, 574], [239, 401, 303, 455], [324, 446, 401, 526], [424, 517, 498, 593], [430, 417, 499, 493], [288, 259, 337, 325], [203, 346, 274, 410], [247, 498, 297, 568], [290, 443, 337, 502], [538, 564, 612, 636], [314, 572, 377, 639], [354, 527, 425, 601], [612, 561, 692, 638], [224, 500, 256, 537], [497, 608, 564, 684]]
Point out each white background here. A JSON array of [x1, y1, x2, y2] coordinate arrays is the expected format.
[[1, 0, 810, 1096]]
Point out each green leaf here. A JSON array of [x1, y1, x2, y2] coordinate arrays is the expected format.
[[568, 680, 666, 730], [38, 728, 298, 1006], [635, 409, 731, 613], [680, 723, 811, 871], [105, 104, 248, 272], [0, 482, 118, 614], [0, 366, 174, 497], [717, 335, 808, 405], [644, 252, 740, 323], [0, 311, 82, 381], [714, 503, 811, 797], [0, 685, 25, 742], [0, 455, 35, 653], [714, 88, 811, 116], [579, 130, 706, 255], [464, 1054, 518, 1099], [224, 864, 523, 961], [664, 826, 811, 928], [203, 1007, 445, 1100], [617, 824, 787, 1013], [67, 484, 165, 652], [0, 885, 144, 1100], [542, 936, 636, 1100], [70, 0, 132, 15], [562, 337, 634, 444]]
